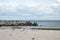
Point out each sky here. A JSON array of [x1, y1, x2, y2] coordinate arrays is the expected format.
[[0, 0, 60, 20]]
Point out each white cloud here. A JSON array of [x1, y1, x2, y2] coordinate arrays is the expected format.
[[0, 3, 19, 12], [0, 0, 60, 20], [52, 3, 59, 8], [56, 0, 60, 3], [16, 13, 31, 16]]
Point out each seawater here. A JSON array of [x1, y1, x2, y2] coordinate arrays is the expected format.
[[37, 20, 60, 27]]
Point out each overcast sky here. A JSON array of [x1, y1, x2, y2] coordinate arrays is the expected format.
[[0, 0, 60, 20]]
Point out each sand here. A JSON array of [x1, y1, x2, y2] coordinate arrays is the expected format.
[[0, 29, 60, 40]]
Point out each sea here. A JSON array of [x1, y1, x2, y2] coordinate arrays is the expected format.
[[0, 20, 60, 29]]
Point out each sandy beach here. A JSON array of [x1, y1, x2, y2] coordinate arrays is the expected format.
[[0, 29, 60, 40]]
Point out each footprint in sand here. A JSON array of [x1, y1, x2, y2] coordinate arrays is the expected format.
[[10, 34, 13, 36]]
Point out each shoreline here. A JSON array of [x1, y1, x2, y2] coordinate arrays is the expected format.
[[0, 27, 60, 30]]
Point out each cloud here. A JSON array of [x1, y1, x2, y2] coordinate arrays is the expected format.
[[0, 0, 60, 20], [56, 0, 60, 3]]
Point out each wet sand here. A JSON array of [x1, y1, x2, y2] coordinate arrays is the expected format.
[[0, 29, 60, 40]]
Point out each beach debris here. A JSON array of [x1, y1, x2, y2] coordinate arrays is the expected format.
[[32, 38, 35, 40], [40, 25, 42, 27]]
